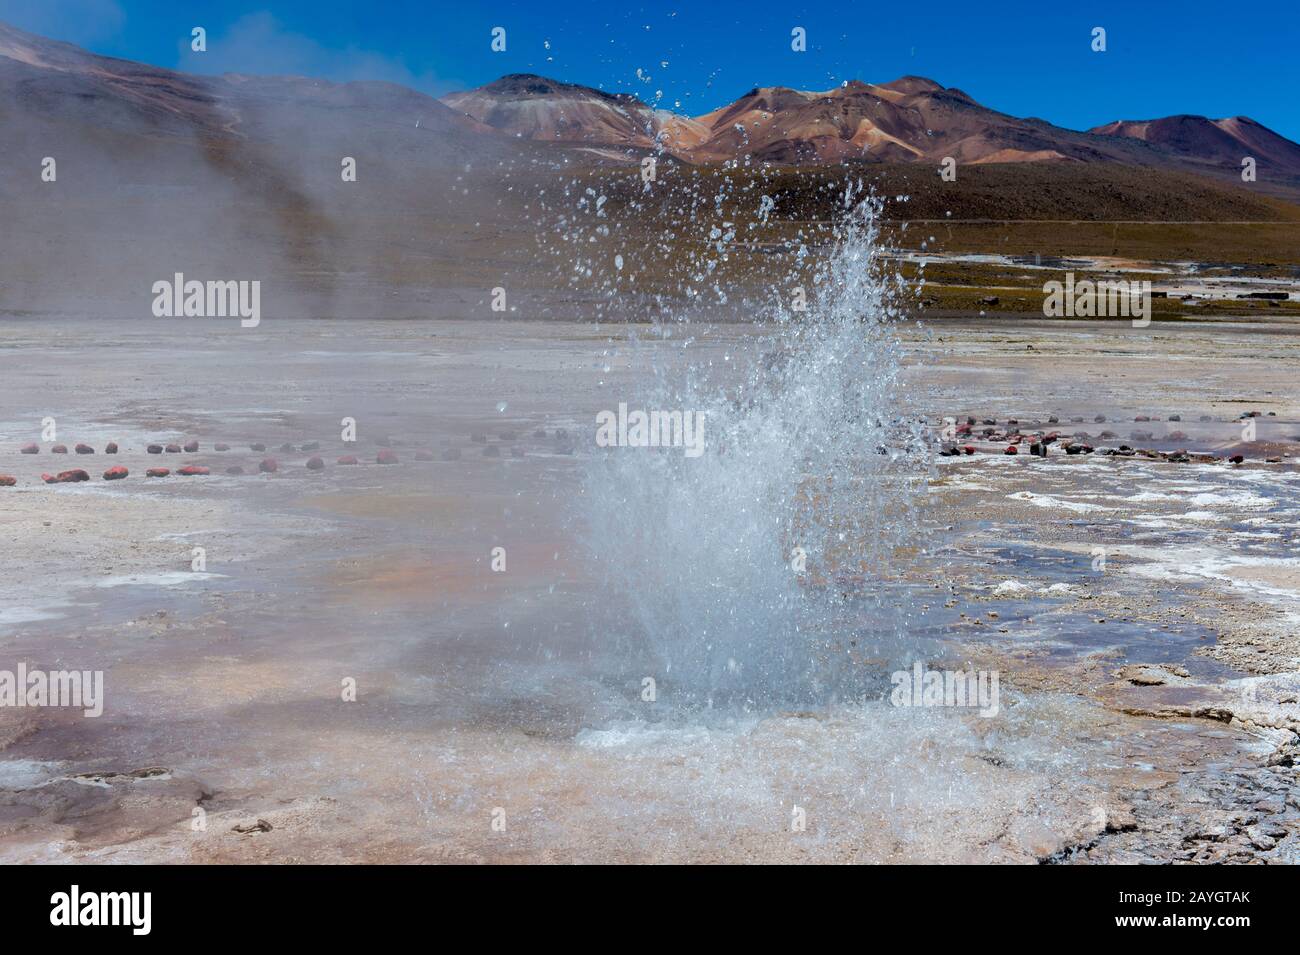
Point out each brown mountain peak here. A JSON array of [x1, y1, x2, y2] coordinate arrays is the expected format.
[[877, 75, 945, 95]]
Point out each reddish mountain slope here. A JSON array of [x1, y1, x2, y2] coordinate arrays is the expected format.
[[440, 70, 1300, 187], [1089, 115, 1300, 177]]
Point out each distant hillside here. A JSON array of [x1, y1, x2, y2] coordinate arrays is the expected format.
[[2, 20, 1299, 319], [441, 71, 1300, 198]]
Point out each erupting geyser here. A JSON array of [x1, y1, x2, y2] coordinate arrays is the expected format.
[[583, 190, 934, 708]]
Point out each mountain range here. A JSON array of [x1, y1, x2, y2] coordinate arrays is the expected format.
[[441, 72, 1300, 183], [2, 19, 1299, 318], [3, 17, 1297, 186]]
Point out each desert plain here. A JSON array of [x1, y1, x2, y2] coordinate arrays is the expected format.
[[1, 308, 1298, 863]]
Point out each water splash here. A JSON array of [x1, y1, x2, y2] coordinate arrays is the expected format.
[[583, 188, 933, 708]]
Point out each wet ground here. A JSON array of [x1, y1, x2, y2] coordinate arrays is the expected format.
[[0, 316, 1298, 863]]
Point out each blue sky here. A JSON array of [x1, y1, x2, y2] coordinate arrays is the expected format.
[[4, 0, 1298, 140]]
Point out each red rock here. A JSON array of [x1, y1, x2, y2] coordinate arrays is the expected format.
[[259, 458, 278, 473], [52, 469, 90, 483], [376, 450, 399, 464], [1004, 446, 1018, 455], [51, 444, 67, 454], [41, 473, 55, 483], [962, 446, 976, 455], [183, 440, 199, 452], [102, 465, 129, 480], [177, 465, 210, 476], [105, 442, 118, 454], [0, 475, 15, 486], [146, 468, 170, 477], [20, 443, 38, 454], [336, 455, 358, 465], [305, 456, 325, 470]]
